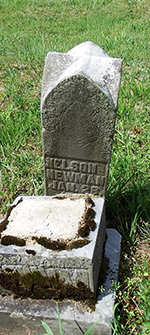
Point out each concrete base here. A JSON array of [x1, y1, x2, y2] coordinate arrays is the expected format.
[[0, 229, 121, 335]]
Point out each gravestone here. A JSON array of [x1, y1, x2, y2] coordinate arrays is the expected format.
[[41, 41, 122, 196], [0, 41, 122, 294], [0, 41, 122, 334]]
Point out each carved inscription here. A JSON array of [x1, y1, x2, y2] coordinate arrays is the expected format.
[[45, 157, 107, 196]]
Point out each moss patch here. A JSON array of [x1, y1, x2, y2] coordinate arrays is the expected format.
[[0, 197, 23, 237], [33, 237, 66, 251], [1, 235, 26, 246], [33, 236, 90, 251], [66, 238, 89, 250], [78, 197, 96, 238], [0, 271, 96, 310]]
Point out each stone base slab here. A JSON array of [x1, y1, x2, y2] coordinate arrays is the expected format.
[[0, 196, 106, 294], [0, 229, 121, 335]]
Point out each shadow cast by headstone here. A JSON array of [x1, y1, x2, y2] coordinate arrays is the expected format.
[[106, 181, 150, 243]]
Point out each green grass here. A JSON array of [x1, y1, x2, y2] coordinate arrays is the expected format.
[[0, 0, 150, 333]]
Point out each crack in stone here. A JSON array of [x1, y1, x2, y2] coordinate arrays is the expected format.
[[34, 210, 53, 236], [74, 319, 85, 334]]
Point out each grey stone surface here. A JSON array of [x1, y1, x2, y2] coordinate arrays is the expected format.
[[0, 229, 122, 335], [0, 196, 106, 294], [41, 41, 122, 196]]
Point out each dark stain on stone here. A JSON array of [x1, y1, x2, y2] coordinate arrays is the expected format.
[[26, 249, 37, 256], [0, 271, 96, 310]]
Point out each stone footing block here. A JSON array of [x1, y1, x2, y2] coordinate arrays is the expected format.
[[0, 229, 121, 335], [0, 195, 106, 294]]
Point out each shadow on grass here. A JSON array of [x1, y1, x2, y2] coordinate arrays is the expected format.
[[106, 181, 150, 244]]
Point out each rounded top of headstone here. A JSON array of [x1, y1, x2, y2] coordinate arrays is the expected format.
[[67, 41, 109, 59]]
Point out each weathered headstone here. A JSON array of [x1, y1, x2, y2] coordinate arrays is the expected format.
[[0, 42, 122, 296], [0, 41, 122, 335], [41, 41, 122, 196]]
